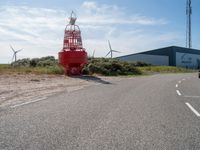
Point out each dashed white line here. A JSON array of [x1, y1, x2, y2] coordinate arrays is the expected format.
[[178, 81, 182, 84], [185, 102, 200, 117], [176, 84, 178, 88], [176, 90, 182, 96], [10, 97, 47, 108], [182, 79, 186, 81]]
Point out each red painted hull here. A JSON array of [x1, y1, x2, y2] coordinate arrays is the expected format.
[[58, 50, 88, 75], [58, 12, 88, 76]]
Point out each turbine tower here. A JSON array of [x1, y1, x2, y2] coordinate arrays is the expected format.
[[186, 0, 192, 48]]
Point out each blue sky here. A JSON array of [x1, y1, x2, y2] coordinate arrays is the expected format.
[[0, 0, 200, 63]]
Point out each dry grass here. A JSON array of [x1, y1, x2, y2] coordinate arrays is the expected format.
[[0, 64, 64, 75]]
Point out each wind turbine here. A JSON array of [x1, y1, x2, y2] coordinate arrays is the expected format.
[[92, 50, 95, 58], [105, 40, 120, 58], [10, 45, 22, 63]]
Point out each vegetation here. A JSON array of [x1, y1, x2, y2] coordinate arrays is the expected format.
[[0, 64, 64, 75], [0, 56, 196, 76], [0, 56, 64, 75], [82, 58, 148, 76], [139, 66, 196, 74], [11, 56, 57, 67]]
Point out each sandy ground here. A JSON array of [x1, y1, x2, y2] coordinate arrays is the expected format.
[[0, 74, 121, 108]]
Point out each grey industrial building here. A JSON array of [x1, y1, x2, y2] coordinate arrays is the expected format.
[[118, 46, 200, 69]]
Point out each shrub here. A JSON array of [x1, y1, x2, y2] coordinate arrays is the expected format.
[[83, 58, 143, 76], [12, 56, 57, 67], [11, 58, 30, 67]]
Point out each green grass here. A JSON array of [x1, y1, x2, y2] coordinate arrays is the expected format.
[[0, 62, 197, 76], [138, 66, 197, 74], [0, 64, 64, 75]]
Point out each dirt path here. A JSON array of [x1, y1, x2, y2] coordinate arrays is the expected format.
[[0, 74, 121, 107]]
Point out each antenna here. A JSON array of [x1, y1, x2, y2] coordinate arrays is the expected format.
[[69, 11, 77, 25], [10, 45, 22, 63], [105, 40, 120, 58], [186, 0, 192, 48]]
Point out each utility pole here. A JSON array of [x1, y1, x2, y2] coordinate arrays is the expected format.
[[186, 0, 192, 48]]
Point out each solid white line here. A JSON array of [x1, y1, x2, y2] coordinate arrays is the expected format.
[[10, 97, 47, 108], [176, 84, 178, 88], [184, 95, 200, 98], [185, 102, 200, 117], [176, 90, 181, 96]]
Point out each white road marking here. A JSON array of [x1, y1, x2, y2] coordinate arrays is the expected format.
[[184, 95, 200, 98], [10, 97, 47, 108], [182, 79, 185, 81], [178, 81, 182, 84], [185, 102, 200, 117], [176, 90, 182, 96], [176, 84, 178, 88]]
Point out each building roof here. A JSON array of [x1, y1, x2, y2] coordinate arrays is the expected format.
[[118, 46, 200, 58]]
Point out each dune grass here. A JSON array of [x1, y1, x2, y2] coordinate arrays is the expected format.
[[0, 59, 197, 76], [138, 66, 197, 74], [0, 64, 64, 75]]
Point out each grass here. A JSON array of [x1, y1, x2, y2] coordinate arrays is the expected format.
[[0, 64, 64, 75], [138, 66, 197, 74], [0, 60, 197, 76]]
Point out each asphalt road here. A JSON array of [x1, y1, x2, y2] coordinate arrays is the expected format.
[[1, 73, 200, 150]]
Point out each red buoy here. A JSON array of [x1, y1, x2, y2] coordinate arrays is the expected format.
[[58, 11, 88, 75]]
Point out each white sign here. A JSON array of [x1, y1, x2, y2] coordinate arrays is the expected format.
[[176, 52, 200, 69]]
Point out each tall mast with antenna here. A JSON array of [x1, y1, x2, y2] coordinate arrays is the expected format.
[[186, 0, 192, 48]]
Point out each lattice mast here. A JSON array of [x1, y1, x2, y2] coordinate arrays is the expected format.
[[63, 11, 83, 51], [186, 0, 192, 48]]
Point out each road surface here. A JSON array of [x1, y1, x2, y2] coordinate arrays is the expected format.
[[1, 73, 200, 150]]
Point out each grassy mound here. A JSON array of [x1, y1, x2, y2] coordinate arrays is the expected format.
[[82, 58, 149, 76], [1, 57, 196, 76], [1, 56, 64, 75], [11, 56, 57, 67], [0, 64, 64, 75]]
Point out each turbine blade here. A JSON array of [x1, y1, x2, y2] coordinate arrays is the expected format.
[[106, 51, 111, 57], [10, 45, 15, 52], [112, 50, 121, 53], [16, 49, 23, 53], [108, 40, 112, 50]]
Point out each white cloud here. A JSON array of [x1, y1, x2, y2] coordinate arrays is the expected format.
[[79, 1, 167, 26], [0, 1, 181, 63]]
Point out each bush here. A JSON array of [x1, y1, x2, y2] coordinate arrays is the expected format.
[[12, 56, 57, 67], [10, 57, 149, 76], [83, 58, 143, 76], [81, 66, 90, 75], [11, 58, 30, 67], [30, 58, 39, 67]]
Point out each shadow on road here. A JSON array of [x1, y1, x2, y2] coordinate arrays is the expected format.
[[71, 75, 111, 84]]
